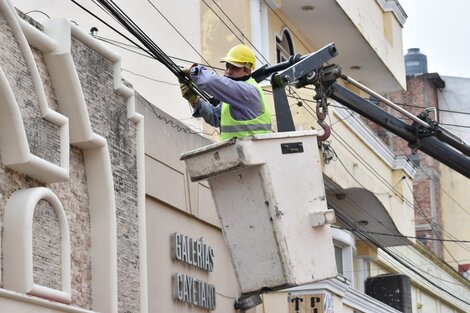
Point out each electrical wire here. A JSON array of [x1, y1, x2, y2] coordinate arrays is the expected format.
[[337, 110, 470, 219], [402, 177, 462, 265], [70, 0, 148, 55], [330, 121, 470, 256], [346, 110, 470, 216], [73, 0, 470, 297], [326, 142, 470, 289], [145, 0, 216, 72], [335, 210, 470, 307], [206, 0, 269, 66], [122, 69, 179, 86], [261, 0, 311, 52], [24, 10, 50, 19], [142, 98, 218, 137], [294, 95, 468, 276], [114, 64, 470, 263], [338, 227, 470, 244], [95, 35, 224, 71], [350, 103, 470, 222], [86, 0, 215, 103], [395, 100, 470, 116]]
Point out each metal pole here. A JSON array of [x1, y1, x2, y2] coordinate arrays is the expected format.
[[340, 75, 432, 129], [330, 83, 470, 179]]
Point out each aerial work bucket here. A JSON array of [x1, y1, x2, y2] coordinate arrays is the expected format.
[[180, 130, 337, 294]]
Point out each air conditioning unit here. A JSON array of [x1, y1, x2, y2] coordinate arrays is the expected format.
[[366, 273, 412, 313]]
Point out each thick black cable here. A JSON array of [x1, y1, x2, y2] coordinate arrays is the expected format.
[[91, 0, 215, 103], [79, 0, 470, 258], [95, 35, 223, 70], [75, 0, 468, 298], [70, 0, 148, 53]]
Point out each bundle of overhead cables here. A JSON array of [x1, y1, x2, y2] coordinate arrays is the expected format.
[[71, 0, 216, 105]]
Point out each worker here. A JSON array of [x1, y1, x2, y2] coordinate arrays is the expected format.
[[179, 44, 272, 140]]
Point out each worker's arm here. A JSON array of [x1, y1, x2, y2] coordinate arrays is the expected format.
[[192, 98, 221, 127], [191, 65, 262, 120]]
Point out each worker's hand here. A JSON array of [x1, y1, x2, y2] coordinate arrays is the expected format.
[[178, 70, 190, 84], [178, 64, 200, 107], [180, 82, 200, 107]]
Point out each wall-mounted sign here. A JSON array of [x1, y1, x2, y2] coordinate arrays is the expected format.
[[173, 273, 216, 310], [171, 233, 217, 310], [171, 233, 214, 272]]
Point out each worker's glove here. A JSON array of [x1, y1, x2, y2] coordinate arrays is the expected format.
[[180, 82, 200, 106], [179, 69, 200, 106]]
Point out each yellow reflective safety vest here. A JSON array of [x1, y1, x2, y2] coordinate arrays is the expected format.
[[220, 78, 272, 140]]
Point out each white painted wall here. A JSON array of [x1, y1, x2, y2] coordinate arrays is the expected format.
[[13, 0, 203, 129]]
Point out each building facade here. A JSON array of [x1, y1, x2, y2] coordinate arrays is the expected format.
[[383, 70, 470, 280], [1, 1, 470, 313]]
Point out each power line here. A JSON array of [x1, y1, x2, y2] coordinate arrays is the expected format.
[[440, 122, 470, 129], [70, 0, 149, 56], [145, 0, 216, 72], [122, 69, 179, 86], [206, 0, 270, 66], [95, 35, 224, 70], [336, 210, 470, 307], [348, 112, 470, 220], [76, 0, 470, 288], [291, 102, 462, 261], [332, 120, 470, 256], [142, 98, 218, 137], [324, 115, 470, 260], [340, 227, 470, 244], [261, 0, 311, 52], [392, 102, 470, 116]]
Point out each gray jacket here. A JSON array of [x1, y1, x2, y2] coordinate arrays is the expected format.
[[191, 65, 263, 127]]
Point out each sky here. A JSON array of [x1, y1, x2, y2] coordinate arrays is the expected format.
[[399, 0, 470, 78]]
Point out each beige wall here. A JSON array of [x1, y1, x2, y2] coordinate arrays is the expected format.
[[322, 111, 415, 237], [137, 93, 246, 312], [440, 166, 470, 269], [146, 197, 240, 312], [336, 0, 406, 88], [200, 0, 250, 71]]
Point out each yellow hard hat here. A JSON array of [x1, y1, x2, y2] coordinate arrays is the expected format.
[[221, 44, 256, 70]]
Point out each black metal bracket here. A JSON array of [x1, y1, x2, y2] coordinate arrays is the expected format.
[[252, 43, 338, 132]]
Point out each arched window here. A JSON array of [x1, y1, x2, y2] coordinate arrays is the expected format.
[[3, 187, 72, 304], [276, 28, 294, 63]]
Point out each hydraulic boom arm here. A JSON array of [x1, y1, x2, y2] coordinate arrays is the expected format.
[[256, 44, 470, 179]]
